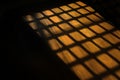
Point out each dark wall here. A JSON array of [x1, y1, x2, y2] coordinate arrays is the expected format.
[[1, 0, 120, 28], [0, 0, 45, 15], [1, 7, 79, 80], [1, 0, 120, 80], [1, 0, 80, 80]]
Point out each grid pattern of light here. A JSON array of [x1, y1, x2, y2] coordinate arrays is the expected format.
[[24, 1, 120, 80]]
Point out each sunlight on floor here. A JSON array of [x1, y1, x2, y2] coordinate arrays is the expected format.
[[24, 1, 120, 80]]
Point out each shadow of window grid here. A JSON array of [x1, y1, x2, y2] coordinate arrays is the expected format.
[[24, 1, 120, 80]]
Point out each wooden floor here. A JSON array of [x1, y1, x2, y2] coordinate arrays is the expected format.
[[24, 1, 120, 80]]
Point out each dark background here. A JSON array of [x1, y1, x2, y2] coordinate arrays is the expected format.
[[1, 0, 120, 80]]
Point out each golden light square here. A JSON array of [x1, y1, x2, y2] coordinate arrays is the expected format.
[[99, 22, 114, 30], [87, 14, 101, 22], [95, 13, 103, 19], [108, 49, 120, 62], [80, 28, 96, 37], [42, 29, 51, 37], [50, 16, 62, 23], [51, 8, 63, 13], [113, 30, 120, 38], [57, 50, 76, 64], [90, 25, 105, 34], [97, 54, 119, 69], [71, 64, 93, 80], [70, 46, 88, 58], [68, 11, 81, 17], [85, 6, 95, 12], [49, 26, 62, 34], [60, 13, 72, 20], [68, 3, 79, 9], [48, 39, 63, 50], [76, 1, 87, 6], [59, 23, 73, 31], [82, 41, 100, 53], [40, 18, 53, 26], [35, 12, 44, 19], [60, 5, 71, 11], [102, 75, 118, 80], [93, 38, 111, 48], [77, 8, 89, 14], [103, 33, 120, 44], [29, 22, 38, 30], [115, 70, 120, 78], [25, 15, 34, 21], [69, 20, 83, 28], [69, 32, 86, 41], [78, 17, 92, 25], [85, 59, 107, 75], [42, 10, 54, 16], [58, 35, 74, 46]]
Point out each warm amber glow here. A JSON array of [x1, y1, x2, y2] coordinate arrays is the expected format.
[[68, 11, 81, 17], [57, 50, 76, 64], [24, 1, 120, 80], [79, 17, 92, 25], [95, 13, 103, 18], [29, 22, 38, 30], [49, 26, 62, 34], [70, 46, 88, 58], [40, 18, 52, 26], [85, 59, 107, 74], [115, 70, 120, 78], [108, 49, 120, 62], [59, 23, 73, 31], [76, 1, 86, 6], [68, 3, 79, 9], [113, 30, 120, 38], [90, 25, 105, 34], [69, 32, 86, 41], [85, 6, 95, 12], [99, 22, 114, 30], [60, 13, 72, 20], [80, 28, 96, 37], [87, 14, 101, 22], [97, 54, 119, 69], [35, 12, 44, 18], [58, 35, 74, 46], [24, 15, 34, 21], [93, 38, 111, 48], [52, 8, 63, 13], [102, 75, 118, 80], [48, 39, 62, 50], [69, 20, 83, 28], [42, 29, 51, 37], [103, 33, 120, 44], [60, 5, 71, 11], [77, 8, 89, 14], [50, 16, 62, 23], [71, 64, 93, 80], [82, 41, 100, 53], [42, 10, 54, 16]]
